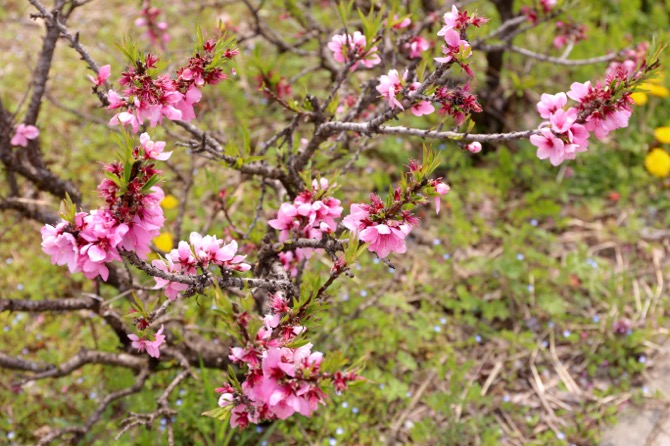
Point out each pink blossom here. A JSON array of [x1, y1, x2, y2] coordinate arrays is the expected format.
[[269, 180, 342, 251], [553, 35, 568, 49], [152, 258, 189, 300], [530, 128, 565, 166], [109, 110, 140, 133], [268, 203, 300, 242], [168, 241, 197, 274], [433, 182, 451, 214], [466, 141, 482, 153], [77, 210, 129, 281], [439, 5, 460, 31], [188, 232, 251, 271], [407, 36, 430, 59], [410, 101, 435, 117], [41, 221, 79, 273], [392, 15, 411, 29], [549, 107, 578, 133], [566, 81, 591, 102], [344, 204, 413, 258], [434, 32, 471, 64], [376, 69, 404, 110], [585, 109, 631, 140], [88, 65, 110, 86], [359, 222, 412, 258], [128, 325, 166, 358], [536, 93, 567, 119], [11, 124, 39, 147], [327, 32, 381, 71], [139, 132, 172, 161], [174, 86, 202, 122]]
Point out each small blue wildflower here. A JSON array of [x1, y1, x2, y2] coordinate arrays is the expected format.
[[586, 258, 598, 269], [160, 418, 167, 426], [440, 317, 447, 325], [176, 399, 183, 406], [256, 426, 263, 433], [352, 407, 359, 414], [77, 378, 84, 384], [89, 392, 97, 399], [516, 253, 525, 261], [548, 321, 555, 328], [406, 391, 412, 398], [4, 326, 10, 332], [336, 427, 344, 436], [542, 341, 549, 348], [530, 219, 538, 227], [556, 431, 565, 440], [433, 239, 441, 246], [433, 325, 441, 333], [210, 305, 217, 310], [360, 290, 368, 297], [6, 258, 13, 264], [341, 402, 349, 409], [442, 253, 451, 260], [372, 258, 380, 264], [475, 335, 482, 343], [527, 285, 534, 292], [592, 315, 600, 323], [16, 284, 24, 291], [179, 389, 186, 396], [378, 384, 384, 389], [8, 432, 15, 440], [261, 442, 268, 446], [329, 438, 337, 446], [438, 144, 446, 151], [502, 395, 510, 403], [388, 268, 395, 274], [643, 386, 650, 394], [563, 330, 571, 338], [639, 356, 647, 364]]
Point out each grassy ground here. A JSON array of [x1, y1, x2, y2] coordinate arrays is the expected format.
[[2, 1, 670, 445]]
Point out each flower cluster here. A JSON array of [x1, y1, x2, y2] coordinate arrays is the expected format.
[[553, 20, 588, 50], [327, 31, 381, 71], [218, 293, 359, 428], [376, 69, 434, 116], [434, 83, 482, 125], [135, 0, 170, 50], [342, 195, 415, 259], [521, 0, 557, 24], [152, 232, 251, 300], [129, 324, 166, 358], [343, 160, 450, 258], [107, 39, 237, 132], [530, 62, 644, 165], [269, 178, 342, 267], [434, 5, 486, 75], [41, 133, 168, 281]]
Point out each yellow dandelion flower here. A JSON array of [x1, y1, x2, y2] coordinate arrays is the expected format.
[[654, 127, 670, 144], [630, 92, 648, 105], [153, 232, 174, 252], [639, 82, 670, 98], [645, 148, 670, 178], [161, 194, 179, 210]]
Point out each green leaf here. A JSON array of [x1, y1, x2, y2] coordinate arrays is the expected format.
[[141, 174, 163, 193], [202, 406, 232, 421]]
